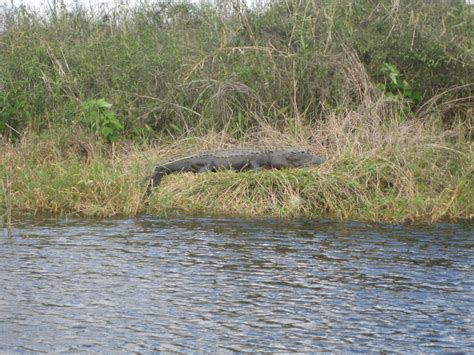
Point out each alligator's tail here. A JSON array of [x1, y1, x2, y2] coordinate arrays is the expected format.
[[142, 171, 163, 204]]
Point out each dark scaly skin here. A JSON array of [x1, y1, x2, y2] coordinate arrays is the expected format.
[[144, 148, 325, 197]]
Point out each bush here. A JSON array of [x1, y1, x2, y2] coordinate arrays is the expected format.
[[0, 0, 471, 139], [79, 99, 123, 143]]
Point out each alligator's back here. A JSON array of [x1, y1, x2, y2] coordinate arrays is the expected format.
[[161, 148, 266, 163], [159, 148, 321, 163]]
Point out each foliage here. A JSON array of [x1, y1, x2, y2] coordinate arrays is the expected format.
[[0, 0, 471, 222], [79, 99, 123, 143], [0, 0, 471, 139], [377, 63, 422, 110]]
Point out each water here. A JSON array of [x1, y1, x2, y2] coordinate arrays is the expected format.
[[1, 216, 473, 352]]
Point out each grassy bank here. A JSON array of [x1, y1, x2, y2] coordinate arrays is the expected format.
[[0, 0, 472, 223]]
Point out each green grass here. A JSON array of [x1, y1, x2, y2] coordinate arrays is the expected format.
[[1, 155, 146, 217]]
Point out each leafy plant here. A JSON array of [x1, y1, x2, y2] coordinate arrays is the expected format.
[[79, 99, 123, 143], [377, 63, 422, 106]]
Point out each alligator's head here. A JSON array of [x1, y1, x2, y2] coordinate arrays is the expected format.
[[269, 150, 324, 168], [286, 150, 325, 167]]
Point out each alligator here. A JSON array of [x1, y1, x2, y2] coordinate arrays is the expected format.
[[144, 148, 325, 196]]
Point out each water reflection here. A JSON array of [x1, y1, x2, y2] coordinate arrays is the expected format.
[[1, 217, 473, 352]]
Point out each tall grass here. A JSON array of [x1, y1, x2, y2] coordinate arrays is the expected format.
[[0, 0, 472, 138]]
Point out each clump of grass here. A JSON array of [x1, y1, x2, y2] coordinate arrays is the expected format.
[[0, 128, 149, 217], [0, 166, 14, 237]]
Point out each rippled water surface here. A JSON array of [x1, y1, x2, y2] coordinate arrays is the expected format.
[[1, 217, 473, 352]]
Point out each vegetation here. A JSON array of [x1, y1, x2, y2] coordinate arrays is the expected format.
[[0, 0, 472, 223]]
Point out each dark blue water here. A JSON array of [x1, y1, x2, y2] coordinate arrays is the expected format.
[[1, 217, 473, 352]]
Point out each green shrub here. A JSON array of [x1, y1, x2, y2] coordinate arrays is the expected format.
[[377, 63, 422, 112], [79, 99, 122, 143]]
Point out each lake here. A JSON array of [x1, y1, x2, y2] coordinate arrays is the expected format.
[[1, 216, 473, 352]]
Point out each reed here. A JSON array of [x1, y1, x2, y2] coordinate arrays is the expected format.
[[0, 167, 14, 237]]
